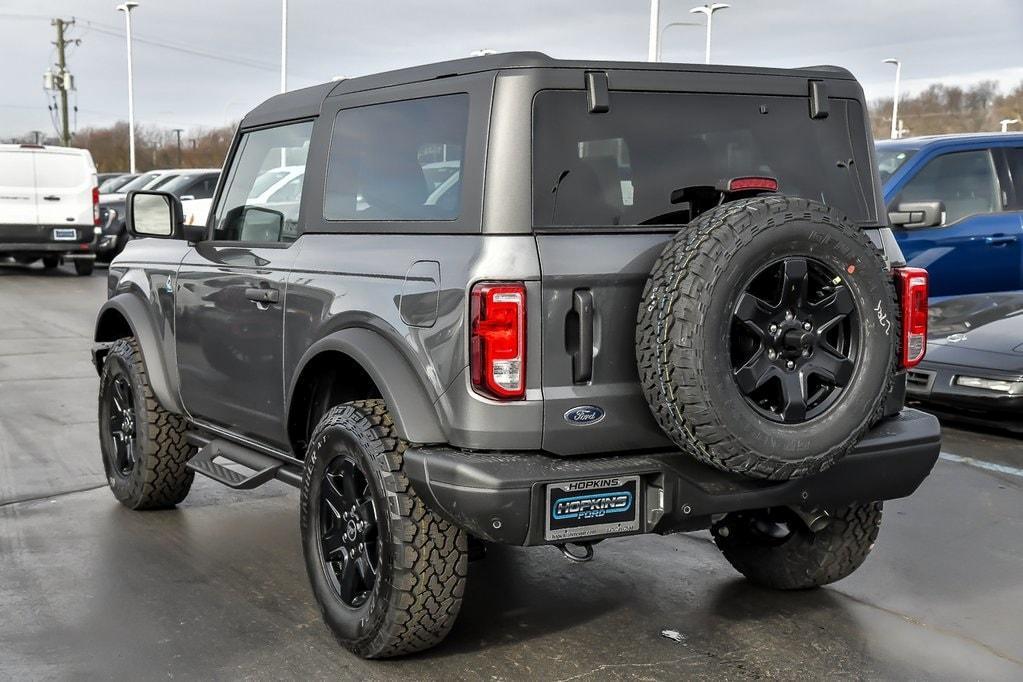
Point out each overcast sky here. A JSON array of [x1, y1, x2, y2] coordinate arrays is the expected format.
[[1, 0, 1021, 138]]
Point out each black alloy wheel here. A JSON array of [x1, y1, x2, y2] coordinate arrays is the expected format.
[[106, 374, 139, 477], [318, 456, 380, 608], [730, 256, 859, 424]]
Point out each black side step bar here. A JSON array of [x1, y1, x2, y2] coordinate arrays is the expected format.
[[186, 437, 301, 489]]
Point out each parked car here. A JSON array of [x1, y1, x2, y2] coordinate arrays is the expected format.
[[96, 169, 219, 262], [877, 133, 1023, 297], [98, 173, 138, 194], [907, 291, 1023, 432], [0, 143, 98, 275], [92, 53, 940, 659], [96, 172, 127, 188]]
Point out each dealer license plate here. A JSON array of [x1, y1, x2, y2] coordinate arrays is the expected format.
[[545, 475, 640, 542], [52, 228, 77, 241]]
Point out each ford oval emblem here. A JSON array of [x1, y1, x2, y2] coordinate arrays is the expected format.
[[564, 405, 606, 426]]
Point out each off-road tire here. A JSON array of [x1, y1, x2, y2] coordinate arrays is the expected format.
[[74, 259, 94, 276], [636, 196, 898, 480], [713, 502, 883, 589], [42, 255, 60, 269], [98, 338, 195, 509], [300, 400, 468, 658]]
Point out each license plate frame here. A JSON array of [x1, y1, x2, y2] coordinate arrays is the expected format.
[[545, 475, 641, 542], [52, 228, 78, 241]]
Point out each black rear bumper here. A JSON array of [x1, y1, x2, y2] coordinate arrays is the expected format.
[[405, 408, 941, 546], [0, 224, 95, 258]]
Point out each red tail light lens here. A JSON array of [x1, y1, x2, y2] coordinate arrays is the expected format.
[[896, 267, 928, 368], [727, 176, 778, 192], [470, 282, 526, 400], [92, 186, 100, 226]]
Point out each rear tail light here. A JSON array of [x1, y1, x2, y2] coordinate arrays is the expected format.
[[470, 282, 526, 400], [92, 186, 100, 226], [896, 267, 928, 368]]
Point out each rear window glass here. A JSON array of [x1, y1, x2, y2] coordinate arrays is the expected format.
[[323, 94, 469, 221], [33, 153, 90, 188], [533, 91, 875, 228], [0, 152, 35, 188]]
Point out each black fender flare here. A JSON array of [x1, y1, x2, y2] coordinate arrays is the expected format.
[[94, 294, 182, 414], [288, 328, 446, 444]]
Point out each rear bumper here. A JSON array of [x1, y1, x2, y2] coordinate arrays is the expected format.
[[0, 224, 95, 258], [405, 408, 941, 546]]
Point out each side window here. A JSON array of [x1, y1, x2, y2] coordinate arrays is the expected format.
[[188, 176, 217, 200], [213, 120, 313, 242], [1005, 147, 1023, 209], [897, 149, 1001, 225], [323, 94, 469, 221]]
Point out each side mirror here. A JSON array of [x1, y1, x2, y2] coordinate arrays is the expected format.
[[229, 205, 284, 243], [889, 201, 944, 228], [126, 190, 205, 242]]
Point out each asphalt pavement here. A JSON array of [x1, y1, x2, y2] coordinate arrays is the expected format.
[[1, 261, 1021, 680]]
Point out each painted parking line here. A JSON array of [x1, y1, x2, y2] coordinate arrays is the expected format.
[[940, 452, 1023, 479]]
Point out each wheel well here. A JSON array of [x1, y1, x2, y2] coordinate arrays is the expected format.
[[288, 351, 382, 457], [95, 308, 133, 342], [93, 309, 134, 368]]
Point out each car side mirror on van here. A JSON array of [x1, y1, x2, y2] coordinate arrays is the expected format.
[[888, 201, 944, 229], [126, 190, 206, 242]]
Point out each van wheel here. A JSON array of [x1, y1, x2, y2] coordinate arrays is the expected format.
[[98, 338, 195, 509], [74, 259, 94, 276], [42, 256, 60, 269], [712, 502, 882, 589], [301, 400, 468, 658]]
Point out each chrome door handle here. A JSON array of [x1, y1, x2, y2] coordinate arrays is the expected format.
[[985, 235, 1018, 246]]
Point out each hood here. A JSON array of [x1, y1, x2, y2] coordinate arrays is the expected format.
[[927, 292, 1023, 356]]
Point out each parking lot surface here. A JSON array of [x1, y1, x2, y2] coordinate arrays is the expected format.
[[2, 262, 1021, 680]]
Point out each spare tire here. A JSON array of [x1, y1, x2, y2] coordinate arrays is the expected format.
[[636, 196, 898, 480]]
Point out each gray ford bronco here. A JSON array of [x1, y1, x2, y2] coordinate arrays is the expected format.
[[92, 53, 941, 658]]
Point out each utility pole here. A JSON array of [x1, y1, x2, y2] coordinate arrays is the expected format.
[[883, 59, 902, 140], [172, 128, 184, 166], [117, 3, 139, 173], [51, 18, 77, 147]]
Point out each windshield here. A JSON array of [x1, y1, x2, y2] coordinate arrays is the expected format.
[[533, 91, 876, 227], [875, 146, 918, 183], [99, 174, 135, 193], [150, 174, 179, 189], [117, 173, 160, 193]]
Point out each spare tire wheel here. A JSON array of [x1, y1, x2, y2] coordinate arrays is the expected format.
[[636, 196, 898, 480]]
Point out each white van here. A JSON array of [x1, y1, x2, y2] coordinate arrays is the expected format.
[[0, 144, 99, 275]]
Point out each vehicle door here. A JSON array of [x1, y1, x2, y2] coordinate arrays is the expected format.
[[997, 145, 1023, 288], [34, 150, 94, 228], [0, 148, 37, 227], [890, 148, 1020, 296], [175, 120, 314, 449]]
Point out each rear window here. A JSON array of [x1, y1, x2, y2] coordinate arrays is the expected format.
[[533, 91, 876, 228], [0, 151, 35, 188], [323, 94, 469, 221], [33, 153, 90, 188]]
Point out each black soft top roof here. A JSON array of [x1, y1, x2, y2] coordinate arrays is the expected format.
[[241, 51, 856, 128]]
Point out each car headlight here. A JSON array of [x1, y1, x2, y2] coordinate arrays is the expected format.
[[954, 376, 1023, 394]]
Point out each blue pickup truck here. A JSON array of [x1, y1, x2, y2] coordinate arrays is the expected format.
[[877, 133, 1023, 297]]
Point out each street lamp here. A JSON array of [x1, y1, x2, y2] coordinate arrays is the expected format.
[[689, 3, 729, 65], [647, 0, 661, 62], [657, 21, 698, 62], [883, 58, 902, 140], [280, 0, 288, 93], [116, 1, 139, 173], [1000, 118, 1020, 133]]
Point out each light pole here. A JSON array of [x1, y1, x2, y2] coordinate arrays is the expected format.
[[657, 21, 698, 61], [647, 0, 661, 62], [1000, 118, 1020, 133], [117, 2, 139, 173], [280, 0, 288, 93], [883, 58, 902, 140], [689, 3, 729, 65]]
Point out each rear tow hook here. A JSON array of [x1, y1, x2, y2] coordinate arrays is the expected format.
[[556, 541, 595, 563]]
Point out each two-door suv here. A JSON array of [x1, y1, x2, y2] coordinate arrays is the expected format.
[[93, 53, 941, 658]]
